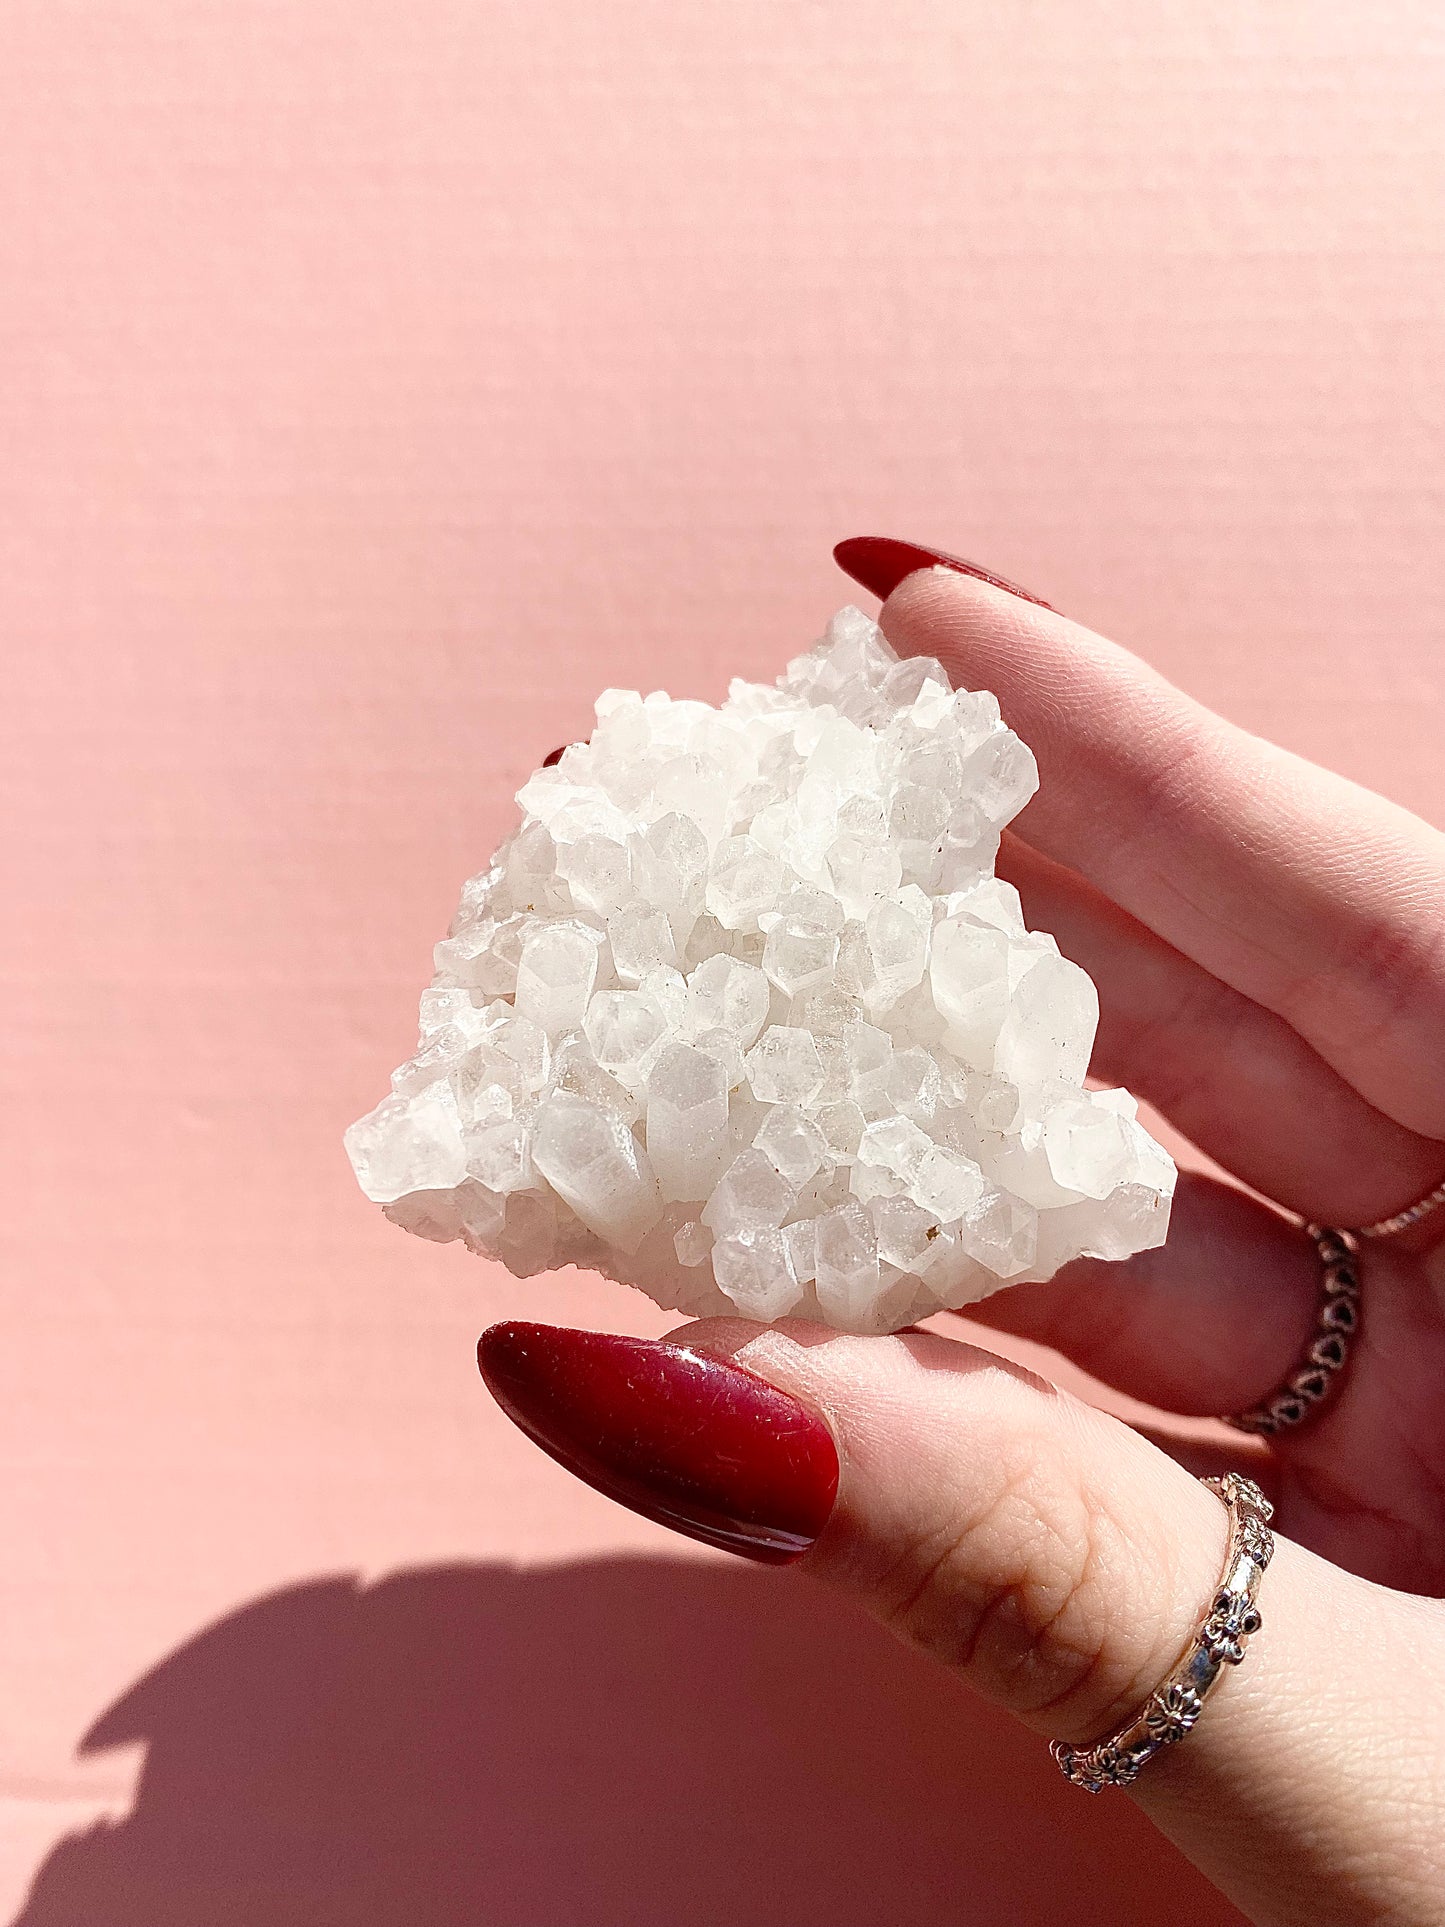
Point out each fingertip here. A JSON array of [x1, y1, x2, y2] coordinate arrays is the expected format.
[[876, 560, 1064, 678]]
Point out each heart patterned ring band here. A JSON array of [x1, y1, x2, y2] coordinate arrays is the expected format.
[[1219, 1171, 1445, 1439], [1222, 1223, 1361, 1436]]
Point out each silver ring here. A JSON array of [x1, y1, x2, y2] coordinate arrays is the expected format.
[[1356, 1175, 1445, 1241], [1221, 1223, 1361, 1436], [1221, 1172, 1445, 1437], [1052, 1471, 1273, 1792]]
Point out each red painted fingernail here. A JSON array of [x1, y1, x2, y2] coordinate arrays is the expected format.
[[833, 536, 1052, 611], [478, 1322, 839, 1565], [541, 745, 567, 767]]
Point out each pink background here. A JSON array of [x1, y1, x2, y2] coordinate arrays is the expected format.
[[3, 4, 1443, 1921]]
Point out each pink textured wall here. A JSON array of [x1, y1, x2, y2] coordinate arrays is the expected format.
[[3, 4, 1442, 1921]]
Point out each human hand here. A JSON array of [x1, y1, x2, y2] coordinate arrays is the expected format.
[[479, 545, 1445, 1927]]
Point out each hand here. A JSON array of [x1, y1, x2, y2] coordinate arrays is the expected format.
[[479, 553, 1445, 1927]]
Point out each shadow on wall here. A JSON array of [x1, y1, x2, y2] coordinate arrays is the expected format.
[[11, 1559, 1240, 1927]]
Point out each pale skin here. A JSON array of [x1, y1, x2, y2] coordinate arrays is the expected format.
[[680, 568, 1445, 1927]]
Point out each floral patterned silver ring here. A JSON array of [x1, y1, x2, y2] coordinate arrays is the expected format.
[[1050, 1471, 1273, 1793]]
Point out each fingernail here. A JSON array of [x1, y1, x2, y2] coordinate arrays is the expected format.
[[541, 746, 567, 766], [478, 1322, 839, 1565], [833, 535, 1052, 610]]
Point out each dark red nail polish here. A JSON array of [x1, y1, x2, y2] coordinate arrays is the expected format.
[[541, 745, 567, 767], [478, 1322, 839, 1565], [833, 536, 1052, 611]]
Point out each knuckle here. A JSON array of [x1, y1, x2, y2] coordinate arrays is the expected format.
[[874, 1437, 1169, 1733], [1330, 897, 1445, 1046]]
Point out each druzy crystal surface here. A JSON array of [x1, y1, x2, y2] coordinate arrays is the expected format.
[[345, 606, 1175, 1333]]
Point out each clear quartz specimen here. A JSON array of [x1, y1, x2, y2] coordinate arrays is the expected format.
[[813, 1202, 881, 1328], [346, 1085, 466, 1204], [888, 1046, 941, 1121], [484, 1014, 551, 1095], [996, 953, 1100, 1088], [464, 1114, 534, 1194], [781, 1215, 818, 1284], [929, 914, 1011, 1065], [674, 1218, 713, 1268], [607, 904, 677, 983], [868, 1195, 940, 1272], [754, 1104, 829, 1187], [348, 604, 1175, 1333], [530, 1090, 662, 1252], [843, 1021, 894, 1113], [959, 1188, 1038, 1276], [639, 964, 687, 1026], [862, 896, 930, 1008], [645, 1042, 733, 1203], [816, 1099, 866, 1156], [631, 812, 708, 919], [550, 1031, 640, 1123], [712, 1227, 803, 1321], [912, 1145, 988, 1222], [762, 910, 840, 998], [684, 953, 771, 1050], [557, 835, 633, 917], [744, 1026, 826, 1106], [701, 1147, 797, 1237], [858, 1114, 932, 1185], [707, 836, 786, 929], [583, 989, 669, 1092], [514, 923, 601, 1037], [691, 1025, 746, 1091]]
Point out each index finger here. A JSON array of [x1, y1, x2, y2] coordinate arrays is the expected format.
[[863, 558, 1445, 1143]]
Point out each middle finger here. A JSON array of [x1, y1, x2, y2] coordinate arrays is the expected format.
[[1002, 837, 1445, 1228]]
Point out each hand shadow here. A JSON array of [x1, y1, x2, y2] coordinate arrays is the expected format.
[[10, 1558, 1239, 1927]]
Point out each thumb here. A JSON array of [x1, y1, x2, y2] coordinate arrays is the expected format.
[[680, 1319, 1242, 1741], [480, 1317, 1445, 1926]]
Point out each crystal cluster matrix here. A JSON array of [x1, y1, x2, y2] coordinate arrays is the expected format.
[[346, 606, 1175, 1333]]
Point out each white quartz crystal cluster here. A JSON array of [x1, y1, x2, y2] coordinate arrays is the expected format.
[[345, 606, 1174, 1333]]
